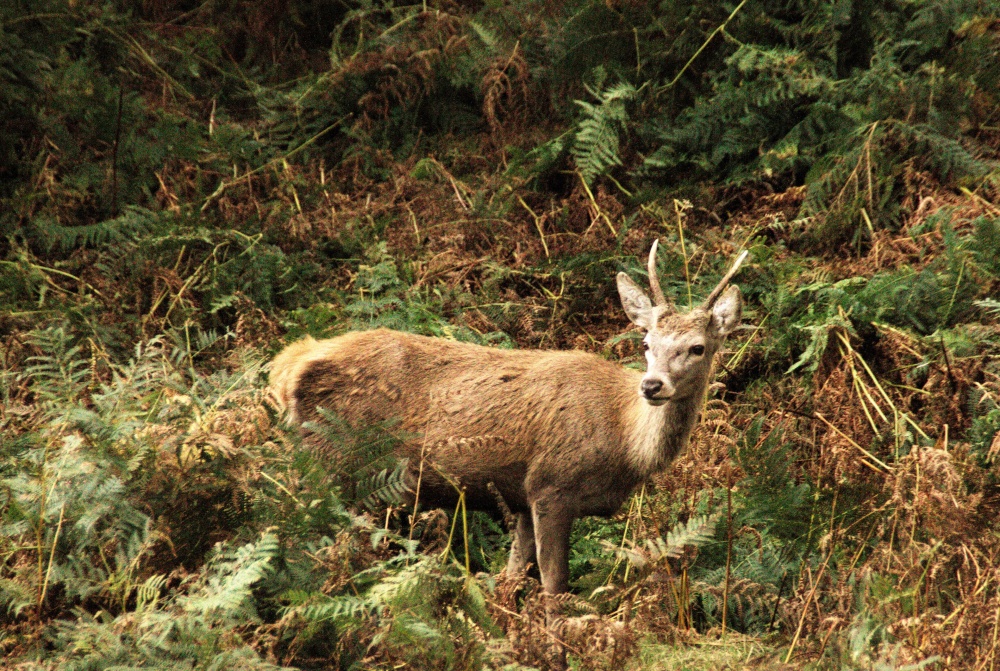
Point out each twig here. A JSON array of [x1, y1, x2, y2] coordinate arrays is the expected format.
[[942, 259, 965, 328], [0, 261, 106, 298], [259, 471, 306, 509], [768, 571, 789, 631], [674, 199, 693, 308], [940, 334, 958, 393], [486, 599, 588, 658], [785, 543, 835, 663], [659, 0, 750, 91], [813, 412, 891, 473], [201, 115, 350, 212], [960, 186, 1000, 217], [110, 83, 124, 216], [408, 438, 430, 546], [446, 172, 470, 211], [39, 503, 66, 615], [726, 313, 768, 371], [517, 195, 550, 259], [987, 584, 1000, 671], [487, 481, 516, 531], [104, 27, 195, 101], [722, 467, 733, 635], [613, 484, 645, 586], [579, 172, 617, 237]]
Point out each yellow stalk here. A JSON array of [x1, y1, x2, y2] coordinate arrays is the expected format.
[[674, 199, 693, 308], [814, 413, 891, 472], [517, 195, 549, 259], [578, 172, 617, 237]]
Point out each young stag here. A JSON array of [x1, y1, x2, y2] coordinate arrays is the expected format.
[[270, 242, 747, 596]]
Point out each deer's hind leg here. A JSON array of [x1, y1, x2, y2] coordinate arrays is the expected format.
[[506, 512, 536, 575]]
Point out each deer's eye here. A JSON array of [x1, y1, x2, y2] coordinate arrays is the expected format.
[[642, 341, 650, 351], [689, 345, 705, 356]]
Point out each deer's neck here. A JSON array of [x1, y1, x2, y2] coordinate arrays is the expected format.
[[626, 389, 704, 476]]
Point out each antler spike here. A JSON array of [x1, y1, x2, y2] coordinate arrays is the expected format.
[[703, 250, 749, 308], [647, 239, 671, 308]]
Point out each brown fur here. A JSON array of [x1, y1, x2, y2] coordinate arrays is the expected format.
[[269, 249, 744, 596]]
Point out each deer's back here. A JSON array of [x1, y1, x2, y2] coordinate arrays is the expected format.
[[271, 328, 642, 514]]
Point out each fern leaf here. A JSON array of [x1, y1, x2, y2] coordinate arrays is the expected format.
[[663, 513, 722, 556], [360, 463, 408, 510], [29, 207, 160, 253], [182, 532, 280, 620], [572, 82, 637, 185], [622, 512, 721, 569]]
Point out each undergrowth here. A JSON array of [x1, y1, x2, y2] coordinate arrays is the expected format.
[[3, 1, 1000, 669]]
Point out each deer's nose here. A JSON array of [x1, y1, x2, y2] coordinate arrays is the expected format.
[[641, 379, 663, 398]]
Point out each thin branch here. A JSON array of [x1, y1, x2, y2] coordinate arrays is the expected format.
[[658, 0, 750, 92]]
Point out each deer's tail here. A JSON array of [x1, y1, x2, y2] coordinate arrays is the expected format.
[[268, 336, 322, 423]]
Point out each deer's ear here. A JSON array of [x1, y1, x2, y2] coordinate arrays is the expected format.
[[711, 285, 742, 336], [617, 272, 654, 330]]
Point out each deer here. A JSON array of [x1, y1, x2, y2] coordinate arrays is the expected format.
[[269, 241, 747, 598]]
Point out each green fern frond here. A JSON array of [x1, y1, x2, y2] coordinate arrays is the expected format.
[[572, 82, 637, 185], [972, 216, 1000, 277], [0, 578, 35, 618], [29, 206, 160, 253], [290, 594, 375, 624], [664, 513, 721, 554], [623, 512, 721, 570], [182, 532, 280, 620], [976, 298, 1000, 316], [360, 463, 409, 511], [21, 326, 91, 402], [135, 574, 168, 612]]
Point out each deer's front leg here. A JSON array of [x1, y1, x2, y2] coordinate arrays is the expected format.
[[531, 496, 574, 595], [506, 512, 536, 575]]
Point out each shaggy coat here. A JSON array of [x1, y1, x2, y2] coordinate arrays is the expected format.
[[270, 245, 744, 595]]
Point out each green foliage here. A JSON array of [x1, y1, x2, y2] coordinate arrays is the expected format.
[[0, 315, 514, 668], [972, 216, 1000, 278], [44, 533, 288, 671], [731, 417, 814, 546], [752, 210, 996, 380], [622, 513, 722, 568], [969, 364, 1000, 457], [0, 324, 271, 621], [644, 42, 841, 182], [0, 430, 151, 616], [279, 554, 500, 669], [305, 409, 407, 510], [636, 0, 999, 242], [28, 207, 162, 254], [569, 515, 629, 589], [572, 81, 638, 185], [331, 241, 504, 343], [672, 418, 814, 633]]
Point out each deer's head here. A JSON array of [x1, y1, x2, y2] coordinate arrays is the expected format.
[[617, 241, 746, 406]]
